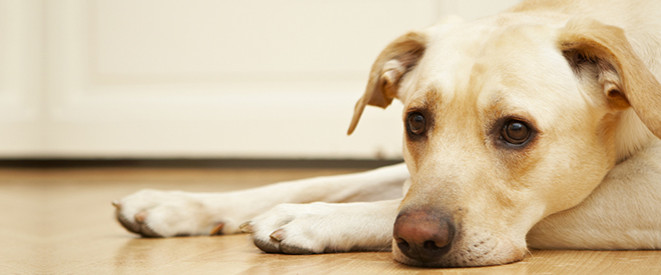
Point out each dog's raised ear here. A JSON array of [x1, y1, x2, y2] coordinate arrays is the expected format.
[[558, 18, 661, 138], [347, 31, 428, 135]]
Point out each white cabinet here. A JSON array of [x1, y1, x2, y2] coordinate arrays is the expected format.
[[0, 0, 519, 159]]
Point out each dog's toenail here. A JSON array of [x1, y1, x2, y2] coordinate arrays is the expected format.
[[112, 200, 121, 209], [239, 222, 254, 233], [210, 223, 225, 235], [270, 229, 285, 242], [134, 211, 147, 223]]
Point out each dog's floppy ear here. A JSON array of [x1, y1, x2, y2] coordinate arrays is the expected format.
[[347, 31, 428, 135], [558, 18, 661, 138]]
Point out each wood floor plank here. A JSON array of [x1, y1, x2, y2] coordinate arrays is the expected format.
[[1, 168, 660, 274]]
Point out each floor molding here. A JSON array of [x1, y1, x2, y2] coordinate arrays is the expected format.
[[0, 158, 403, 169]]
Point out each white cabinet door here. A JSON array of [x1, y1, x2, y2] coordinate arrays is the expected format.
[[0, 0, 43, 157], [0, 0, 520, 159]]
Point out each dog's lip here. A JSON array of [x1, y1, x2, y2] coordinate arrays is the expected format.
[[392, 234, 527, 267]]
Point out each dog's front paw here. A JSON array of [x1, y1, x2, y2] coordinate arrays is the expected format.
[[246, 202, 353, 254], [113, 189, 223, 237]]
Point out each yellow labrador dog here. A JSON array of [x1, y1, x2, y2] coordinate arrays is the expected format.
[[114, 0, 661, 267]]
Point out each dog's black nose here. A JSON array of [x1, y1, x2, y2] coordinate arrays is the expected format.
[[393, 208, 455, 263]]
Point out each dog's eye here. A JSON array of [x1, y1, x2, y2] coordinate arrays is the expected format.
[[501, 120, 531, 145], [406, 112, 426, 136]]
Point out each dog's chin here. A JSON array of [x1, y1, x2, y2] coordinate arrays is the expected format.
[[391, 236, 527, 268]]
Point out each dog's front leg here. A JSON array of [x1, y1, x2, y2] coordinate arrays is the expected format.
[[527, 141, 661, 249], [114, 163, 408, 237], [246, 199, 401, 254]]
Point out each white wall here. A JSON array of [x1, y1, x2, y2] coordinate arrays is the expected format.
[[0, 0, 520, 159]]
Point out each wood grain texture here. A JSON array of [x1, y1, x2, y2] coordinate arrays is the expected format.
[[1, 168, 659, 274]]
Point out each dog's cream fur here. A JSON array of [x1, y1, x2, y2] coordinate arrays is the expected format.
[[114, 0, 661, 267]]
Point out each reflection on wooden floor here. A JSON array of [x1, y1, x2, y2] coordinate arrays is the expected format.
[[2, 168, 660, 274]]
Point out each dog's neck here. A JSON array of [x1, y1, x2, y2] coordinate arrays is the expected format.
[[615, 109, 658, 162]]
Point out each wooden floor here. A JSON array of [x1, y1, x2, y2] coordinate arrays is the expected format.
[[2, 167, 660, 274]]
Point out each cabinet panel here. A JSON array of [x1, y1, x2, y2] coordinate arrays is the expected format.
[[43, 0, 441, 158], [0, 0, 43, 156]]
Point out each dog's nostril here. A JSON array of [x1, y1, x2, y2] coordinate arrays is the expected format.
[[396, 237, 410, 252], [423, 240, 442, 250]]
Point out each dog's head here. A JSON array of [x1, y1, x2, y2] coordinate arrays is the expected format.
[[349, 16, 661, 267]]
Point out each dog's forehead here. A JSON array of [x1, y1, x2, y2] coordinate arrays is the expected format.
[[402, 20, 587, 128], [473, 24, 581, 110]]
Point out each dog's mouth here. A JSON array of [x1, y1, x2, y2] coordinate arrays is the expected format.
[[391, 226, 527, 267]]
